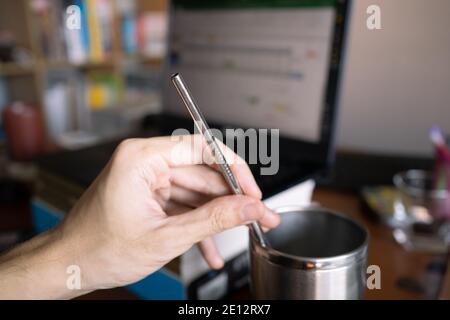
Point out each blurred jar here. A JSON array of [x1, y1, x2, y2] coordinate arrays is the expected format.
[[394, 170, 450, 221], [2, 102, 45, 161]]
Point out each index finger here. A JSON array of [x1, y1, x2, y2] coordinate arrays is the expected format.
[[145, 134, 262, 199]]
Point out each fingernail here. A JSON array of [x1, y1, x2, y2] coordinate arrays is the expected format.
[[212, 257, 224, 269], [240, 202, 262, 221], [265, 207, 281, 226]]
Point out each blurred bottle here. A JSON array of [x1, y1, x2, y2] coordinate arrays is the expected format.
[[2, 102, 45, 161]]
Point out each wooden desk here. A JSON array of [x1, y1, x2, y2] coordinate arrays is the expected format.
[[1, 187, 448, 300]]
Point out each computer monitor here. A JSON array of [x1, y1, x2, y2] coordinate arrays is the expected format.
[[163, 0, 350, 170]]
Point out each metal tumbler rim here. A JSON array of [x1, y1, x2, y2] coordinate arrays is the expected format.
[[250, 205, 369, 271]]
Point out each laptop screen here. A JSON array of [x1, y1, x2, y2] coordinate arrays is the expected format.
[[164, 0, 341, 145]]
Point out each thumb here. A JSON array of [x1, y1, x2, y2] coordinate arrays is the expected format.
[[172, 195, 267, 245]]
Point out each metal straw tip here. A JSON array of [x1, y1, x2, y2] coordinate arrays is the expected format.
[[171, 73, 180, 80]]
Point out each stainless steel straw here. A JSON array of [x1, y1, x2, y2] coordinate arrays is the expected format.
[[171, 73, 268, 247]]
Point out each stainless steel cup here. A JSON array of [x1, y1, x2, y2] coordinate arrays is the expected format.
[[250, 206, 369, 300]]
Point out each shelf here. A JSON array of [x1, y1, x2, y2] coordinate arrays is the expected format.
[[0, 57, 163, 77], [89, 94, 161, 113], [122, 54, 164, 66], [0, 63, 36, 77], [1, 0, 169, 150], [41, 60, 116, 70], [0, 60, 120, 76]]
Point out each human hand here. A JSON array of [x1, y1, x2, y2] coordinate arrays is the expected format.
[[57, 134, 279, 293]]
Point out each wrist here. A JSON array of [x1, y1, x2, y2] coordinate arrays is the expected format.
[[0, 227, 92, 299]]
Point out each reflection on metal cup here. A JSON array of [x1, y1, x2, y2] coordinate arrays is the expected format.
[[250, 206, 369, 300]]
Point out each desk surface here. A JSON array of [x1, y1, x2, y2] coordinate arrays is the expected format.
[[1, 187, 448, 300]]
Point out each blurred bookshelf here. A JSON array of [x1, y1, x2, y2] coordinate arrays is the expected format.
[[0, 0, 168, 151]]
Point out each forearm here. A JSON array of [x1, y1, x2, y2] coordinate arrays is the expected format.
[[0, 227, 91, 299]]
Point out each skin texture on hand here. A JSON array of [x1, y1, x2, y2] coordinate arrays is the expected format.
[[0, 135, 279, 299]]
